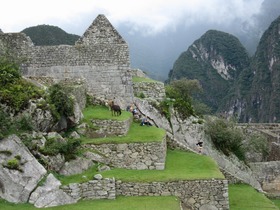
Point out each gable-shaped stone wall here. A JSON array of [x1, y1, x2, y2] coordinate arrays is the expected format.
[[0, 15, 134, 106]]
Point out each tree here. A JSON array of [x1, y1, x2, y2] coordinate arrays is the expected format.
[[165, 78, 202, 119], [0, 56, 21, 86]]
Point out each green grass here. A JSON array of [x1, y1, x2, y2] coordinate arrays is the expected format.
[[58, 149, 224, 185], [83, 105, 131, 123], [81, 121, 166, 144], [132, 76, 159, 83], [229, 184, 279, 210], [272, 199, 280, 208], [0, 196, 181, 210]]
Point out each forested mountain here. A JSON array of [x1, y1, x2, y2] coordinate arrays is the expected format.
[[168, 15, 280, 123], [245, 15, 280, 122], [21, 25, 80, 46], [168, 30, 250, 113]]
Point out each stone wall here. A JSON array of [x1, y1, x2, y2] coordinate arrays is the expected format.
[[116, 179, 229, 210], [0, 15, 134, 107], [62, 176, 229, 210], [62, 178, 115, 200], [90, 116, 132, 137], [133, 81, 166, 100], [249, 161, 280, 194], [84, 137, 167, 170]]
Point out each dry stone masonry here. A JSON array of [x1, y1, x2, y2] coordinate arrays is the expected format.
[[116, 180, 229, 209], [84, 137, 167, 170], [90, 116, 133, 137], [0, 14, 134, 107], [0, 14, 233, 209], [62, 178, 115, 201]]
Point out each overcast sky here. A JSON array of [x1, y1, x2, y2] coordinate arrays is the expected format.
[[0, 0, 264, 35]]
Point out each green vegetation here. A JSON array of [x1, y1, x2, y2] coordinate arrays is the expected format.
[[83, 105, 131, 123], [21, 25, 80, 46], [48, 84, 75, 120], [40, 138, 81, 161], [165, 78, 203, 120], [0, 108, 34, 139], [229, 184, 278, 210], [246, 132, 269, 160], [132, 76, 157, 83], [81, 104, 165, 143], [5, 158, 20, 169], [58, 149, 224, 185], [272, 199, 280, 208], [205, 117, 245, 161], [0, 56, 43, 112], [81, 121, 166, 144], [167, 30, 250, 114], [0, 196, 181, 210]]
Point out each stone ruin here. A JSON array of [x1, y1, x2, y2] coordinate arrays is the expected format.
[[0, 14, 134, 107], [0, 14, 231, 209]]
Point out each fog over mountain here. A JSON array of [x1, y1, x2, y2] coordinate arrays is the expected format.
[[117, 0, 280, 81], [2, 0, 279, 81]]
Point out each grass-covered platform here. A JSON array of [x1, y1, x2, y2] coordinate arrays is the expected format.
[[83, 105, 132, 123], [0, 196, 181, 210], [81, 105, 166, 144], [229, 184, 279, 210], [81, 121, 166, 144], [58, 149, 224, 185]]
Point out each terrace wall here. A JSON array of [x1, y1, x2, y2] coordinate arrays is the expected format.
[[84, 137, 167, 170]]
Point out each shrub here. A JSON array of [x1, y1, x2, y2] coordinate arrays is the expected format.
[[16, 114, 34, 131], [0, 107, 12, 139], [137, 92, 146, 98], [246, 133, 269, 160], [205, 117, 245, 161], [5, 158, 20, 170], [0, 79, 43, 112], [158, 98, 173, 121], [40, 137, 81, 161], [165, 78, 202, 120], [0, 56, 21, 86], [48, 84, 74, 119], [0, 150, 12, 156]]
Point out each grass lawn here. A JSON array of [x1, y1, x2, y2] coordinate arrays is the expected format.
[[83, 105, 132, 123], [272, 199, 280, 208], [229, 184, 279, 210], [81, 121, 166, 144], [81, 105, 166, 144], [132, 76, 158, 83], [0, 196, 181, 210], [58, 149, 224, 185]]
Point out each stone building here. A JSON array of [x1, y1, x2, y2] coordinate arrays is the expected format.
[[0, 14, 134, 107]]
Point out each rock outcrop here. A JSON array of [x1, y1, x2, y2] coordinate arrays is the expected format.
[[0, 135, 47, 203], [29, 173, 76, 208]]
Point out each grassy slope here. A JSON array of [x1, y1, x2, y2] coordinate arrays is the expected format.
[[81, 121, 166, 144], [132, 76, 158, 83], [272, 199, 280, 208], [229, 184, 279, 210], [0, 196, 181, 210], [81, 105, 166, 144], [83, 105, 131, 122], [58, 149, 224, 185]]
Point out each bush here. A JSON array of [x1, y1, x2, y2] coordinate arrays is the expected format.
[[165, 78, 202, 120], [205, 117, 245, 161], [40, 137, 81, 161], [48, 84, 74, 119], [0, 56, 21, 86], [246, 133, 269, 160], [0, 107, 12, 139], [152, 98, 173, 121], [5, 158, 20, 170]]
